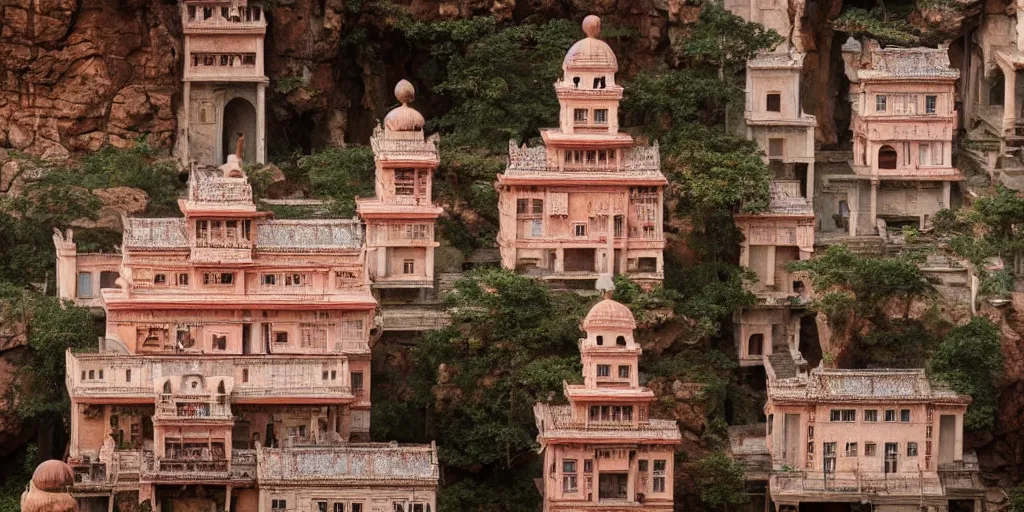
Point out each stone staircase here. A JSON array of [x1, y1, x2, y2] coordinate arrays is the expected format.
[[766, 340, 798, 380], [815, 234, 885, 256]]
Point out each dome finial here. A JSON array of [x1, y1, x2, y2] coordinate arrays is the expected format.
[[395, 79, 415, 106], [582, 15, 601, 39]]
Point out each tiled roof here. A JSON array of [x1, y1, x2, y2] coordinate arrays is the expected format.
[[769, 367, 970, 403], [257, 220, 363, 250], [858, 46, 959, 80], [257, 444, 438, 484]]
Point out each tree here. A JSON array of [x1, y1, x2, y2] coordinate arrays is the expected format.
[[303, 146, 376, 216], [693, 451, 750, 512], [928, 317, 1003, 431], [677, 0, 783, 79], [404, 269, 591, 509]]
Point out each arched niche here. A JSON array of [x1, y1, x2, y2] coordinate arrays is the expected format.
[[222, 97, 257, 164]]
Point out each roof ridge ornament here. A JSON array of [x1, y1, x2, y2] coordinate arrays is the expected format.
[[582, 14, 601, 39]]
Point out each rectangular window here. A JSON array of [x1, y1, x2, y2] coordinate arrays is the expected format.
[[864, 410, 878, 422], [532, 199, 544, 214], [394, 169, 415, 195], [573, 109, 588, 124], [900, 409, 911, 422], [584, 459, 593, 472], [845, 442, 858, 457], [203, 272, 234, 285], [596, 364, 610, 377], [77, 273, 94, 298], [876, 95, 887, 112], [274, 332, 288, 344], [242, 369, 249, 383], [316, 502, 328, 512], [352, 505, 362, 512], [594, 109, 608, 124], [516, 198, 528, 214], [618, 365, 630, 379], [262, 274, 277, 286], [530, 219, 543, 238], [768, 138, 784, 158], [403, 260, 415, 274], [907, 442, 918, 456], [562, 459, 578, 492], [212, 335, 227, 351], [272, 500, 286, 512], [176, 273, 189, 286], [830, 409, 855, 422], [154, 274, 167, 285], [884, 443, 898, 473], [285, 273, 303, 286], [352, 371, 364, 391], [573, 223, 587, 237], [766, 93, 781, 112], [824, 442, 837, 473], [333, 504, 344, 512], [653, 460, 667, 493], [884, 409, 896, 422], [865, 442, 877, 456], [126, 369, 131, 382], [926, 95, 937, 114]]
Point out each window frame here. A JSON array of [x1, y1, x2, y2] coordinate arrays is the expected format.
[[876, 95, 887, 112], [766, 92, 782, 112]]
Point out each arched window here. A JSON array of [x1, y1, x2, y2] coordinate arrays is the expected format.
[[572, 76, 581, 88], [162, 381, 172, 394], [596, 335, 604, 346], [878, 145, 898, 170], [616, 336, 626, 346], [217, 381, 226, 394], [748, 334, 765, 356]]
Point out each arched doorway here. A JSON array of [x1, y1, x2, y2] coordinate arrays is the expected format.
[[878, 145, 898, 170], [222, 97, 257, 165]]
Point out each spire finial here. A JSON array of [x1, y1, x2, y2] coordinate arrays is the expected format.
[[582, 15, 601, 39], [395, 79, 415, 106]]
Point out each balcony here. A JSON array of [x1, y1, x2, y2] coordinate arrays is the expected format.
[[67, 351, 356, 404], [155, 396, 232, 422], [182, 5, 266, 33], [770, 472, 944, 497], [141, 453, 231, 483], [938, 460, 982, 491], [231, 449, 257, 481]]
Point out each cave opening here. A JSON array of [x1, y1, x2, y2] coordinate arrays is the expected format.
[[798, 312, 822, 369]]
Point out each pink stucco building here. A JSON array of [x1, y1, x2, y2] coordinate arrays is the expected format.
[[56, 161, 437, 512], [726, 0, 817, 370], [357, 80, 443, 301], [824, 44, 961, 236], [762, 367, 982, 512], [496, 16, 667, 286], [534, 297, 681, 511], [177, 0, 268, 166]]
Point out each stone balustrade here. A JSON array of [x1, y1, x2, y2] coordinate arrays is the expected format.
[[770, 471, 944, 496]]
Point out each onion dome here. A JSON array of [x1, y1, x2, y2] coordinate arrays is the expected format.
[[383, 80, 426, 132], [582, 298, 636, 331], [563, 15, 618, 72], [31, 460, 74, 492]]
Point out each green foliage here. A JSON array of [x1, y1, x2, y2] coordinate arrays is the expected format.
[[929, 317, 1003, 431], [303, 146, 376, 217], [677, 0, 784, 76], [693, 451, 750, 512], [274, 75, 306, 94], [0, 284, 98, 424], [832, 7, 920, 46], [36, 142, 183, 216], [407, 269, 589, 507], [0, 444, 39, 512], [432, 146, 504, 254], [980, 269, 1015, 300], [645, 348, 737, 419], [401, 17, 580, 151], [936, 185, 1024, 269], [1010, 481, 1024, 512]]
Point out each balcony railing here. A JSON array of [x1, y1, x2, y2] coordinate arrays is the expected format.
[[67, 351, 355, 402], [141, 453, 230, 482], [771, 472, 944, 496], [155, 398, 232, 420], [231, 449, 257, 481]]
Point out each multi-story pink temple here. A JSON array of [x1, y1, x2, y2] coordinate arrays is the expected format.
[[534, 296, 681, 511], [497, 16, 667, 287]]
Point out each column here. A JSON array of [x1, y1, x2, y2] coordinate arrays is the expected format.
[[626, 454, 636, 503], [1005, 66, 1016, 137], [942, 180, 951, 209], [849, 187, 859, 236], [425, 246, 435, 282], [555, 248, 565, 273], [182, 81, 191, 165], [225, 486, 232, 512], [869, 180, 879, 234], [606, 214, 614, 274], [256, 82, 266, 164], [806, 160, 815, 205]]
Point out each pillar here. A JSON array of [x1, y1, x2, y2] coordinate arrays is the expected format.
[[942, 180, 951, 209], [183, 81, 191, 165], [606, 214, 614, 274], [765, 245, 777, 288], [425, 246, 435, 282], [225, 486, 232, 512], [849, 187, 859, 237], [806, 160, 815, 205], [555, 248, 565, 273], [256, 82, 266, 164], [1004, 65, 1016, 137], [869, 180, 879, 234]]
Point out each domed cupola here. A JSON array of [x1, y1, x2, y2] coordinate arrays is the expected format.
[[562, 15, 618, 73], [582, 297, 636, 332], [383, 79, 426, 133]]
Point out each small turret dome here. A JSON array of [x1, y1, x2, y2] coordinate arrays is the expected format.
[[582, 298, 636, 331], [563, 15, 618, 72], [31, 460, 74, 492], [384, 79, 426, 132]]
